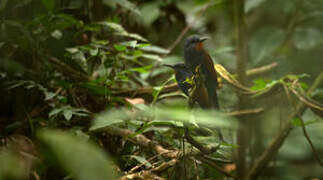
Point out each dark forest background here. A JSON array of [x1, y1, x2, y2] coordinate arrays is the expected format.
[[0, 0, 323, 179]]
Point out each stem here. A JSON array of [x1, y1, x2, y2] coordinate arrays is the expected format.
[[234, 0, 249, 178]]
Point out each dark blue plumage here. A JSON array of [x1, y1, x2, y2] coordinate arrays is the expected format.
[[164, 63, 192, 96]]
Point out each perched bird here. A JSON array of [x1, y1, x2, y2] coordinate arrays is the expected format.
[[163, 64, 192, 96], [164, 63, 211, 109], [184, 35, 220, 109]]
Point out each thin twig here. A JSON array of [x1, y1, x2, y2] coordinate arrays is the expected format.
[[226, 108, 264, 117], [299, 117, 323, 166], [246, 62, 278, 77]]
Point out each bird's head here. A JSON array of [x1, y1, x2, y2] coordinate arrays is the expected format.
[[184, 35, 209, 51]]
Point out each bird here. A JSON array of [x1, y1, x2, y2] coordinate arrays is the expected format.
[[163, 63, 192, 96], [184, 35, 220, 109], [164, 63, 211, 109]]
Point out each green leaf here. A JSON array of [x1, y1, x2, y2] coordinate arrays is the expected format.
[[63, 110, 73, 121], [114, 44, 127, 52], [66, 47, 79, 54], [49, 108, 63, 118], [37, 129, 117, 180], [120, 40, 137, 48], [126, 65, 152, 73], [251, 78, 272, 90], [41, 0, 55, 10], [90, 106, 237, 133], [291, 118, 318, 127], [51, 30, 63, 39], [89, 48, 99, 56], [90, 110, 127, 131], [245, 0, 267, 13], [139, 2, 160, 26], [140, 45, 170, 54], [100, 22, 147, 42], [44, 91, 56, 100], [140, 54, 163, 62]]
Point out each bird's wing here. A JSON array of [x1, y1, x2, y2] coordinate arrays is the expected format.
[[202, 53, 219, 86], [193, 85, 212, 109], [201, 52, 220, 108]]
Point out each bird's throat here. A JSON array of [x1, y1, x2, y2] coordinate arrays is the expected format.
[[195, 42, 204, 50]]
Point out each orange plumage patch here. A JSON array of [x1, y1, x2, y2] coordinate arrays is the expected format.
[[195, 42, 204, 50]]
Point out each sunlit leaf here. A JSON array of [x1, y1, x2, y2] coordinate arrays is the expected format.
[[66, 47, 79, 54], [120, 40, 137, 48], [45, 91, 56, 100], [63, 110, 73, 121], [291, 118, 318, 127], [51, 30, 63, 39], [140, 54, 163, 62], [114, 44, 127, 52], [37, 129, 118, 180], [126, 65, 152, 73], [251, 78, 272, 90]]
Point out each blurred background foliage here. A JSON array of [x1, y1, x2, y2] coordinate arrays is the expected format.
[[0, 0, 323, 179]]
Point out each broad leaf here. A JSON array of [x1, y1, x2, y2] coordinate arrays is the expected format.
[[37, 129, 117, 180]]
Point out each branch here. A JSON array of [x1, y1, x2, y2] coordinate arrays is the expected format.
[[246, 62, 278, 77], [226, 108, 264, 117], [121, 171, 166, 180], [103, 126, 179, 158]]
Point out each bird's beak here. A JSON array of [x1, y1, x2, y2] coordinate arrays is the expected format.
[[199, 37, 209, 42]]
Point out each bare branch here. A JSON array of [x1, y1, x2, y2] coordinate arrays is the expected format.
[[246, 62, 278, 77]]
